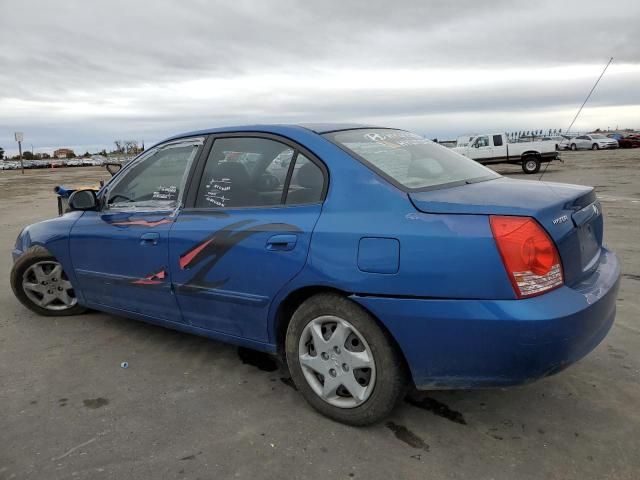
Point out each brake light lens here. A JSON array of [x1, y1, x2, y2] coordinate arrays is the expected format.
[[490, 216, 563, 298]]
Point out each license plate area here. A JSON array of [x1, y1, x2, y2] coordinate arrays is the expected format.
[[572, 201, 602, 273]]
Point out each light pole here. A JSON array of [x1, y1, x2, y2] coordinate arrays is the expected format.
[[14, 132, 24, 174]]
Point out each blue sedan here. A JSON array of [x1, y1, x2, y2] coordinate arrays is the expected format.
[[10, 124, 620, 425]]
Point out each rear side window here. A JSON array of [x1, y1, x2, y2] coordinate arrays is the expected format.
[[196, 137, 292, 208], [285, 154, 324, 205], [194, 137, 326, 208], [493, 135, 503, 147], [326, 129, 498, 191]]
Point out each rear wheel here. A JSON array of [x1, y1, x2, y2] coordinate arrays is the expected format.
[[571, 143, 577, 151], [592, 143, 599, 150], [285, 293, 407, 426], [10, 246, 86, 316], [522, 156, 541, 174]]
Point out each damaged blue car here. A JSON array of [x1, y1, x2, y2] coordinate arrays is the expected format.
[[11, 124, 620, 425]]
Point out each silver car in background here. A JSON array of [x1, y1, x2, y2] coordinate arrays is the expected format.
[[570, 134, 619, 150]]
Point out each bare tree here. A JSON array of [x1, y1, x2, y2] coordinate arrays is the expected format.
[[114, 140, 123, 154], [124, 140, 139, 155]]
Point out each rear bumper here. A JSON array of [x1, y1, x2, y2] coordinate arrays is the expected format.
[[352, 248, 620, 389], [540, 152, 559, 161]]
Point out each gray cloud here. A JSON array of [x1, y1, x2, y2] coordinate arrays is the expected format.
[[1, 0, 638, 153]]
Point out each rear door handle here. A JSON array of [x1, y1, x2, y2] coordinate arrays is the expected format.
[[266, 234, 297, 251], [140, 232, 160, 246]]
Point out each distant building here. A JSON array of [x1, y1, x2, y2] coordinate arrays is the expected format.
[[53, 148, 75, 158]]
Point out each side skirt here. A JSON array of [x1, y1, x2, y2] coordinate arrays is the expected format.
[[84, 301, 277, 353]]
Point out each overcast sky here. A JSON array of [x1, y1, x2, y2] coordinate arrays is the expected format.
[[1, 0, 639, 155]]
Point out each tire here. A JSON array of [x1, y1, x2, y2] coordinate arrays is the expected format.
[[571, 143, 577, 151], [10, 246, 86, 316], [285, 293, 408, 426], [592, 143, 599, 150], [521, 156, 541, 174]]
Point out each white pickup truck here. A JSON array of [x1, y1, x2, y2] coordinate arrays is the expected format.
[[453, 133, 559, 174]]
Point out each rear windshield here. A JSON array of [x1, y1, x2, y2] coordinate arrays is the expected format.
[[325, 129, 498, 190]]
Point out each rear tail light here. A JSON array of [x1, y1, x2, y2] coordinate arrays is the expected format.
[[490, 216, 563, 298]]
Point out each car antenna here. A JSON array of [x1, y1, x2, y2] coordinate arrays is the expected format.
[[538, 56, 613, 181]]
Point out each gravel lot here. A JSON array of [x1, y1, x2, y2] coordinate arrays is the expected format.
[[1, 149, 639, 480]]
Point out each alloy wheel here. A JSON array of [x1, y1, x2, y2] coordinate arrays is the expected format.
[[22, 261, 77, 311]]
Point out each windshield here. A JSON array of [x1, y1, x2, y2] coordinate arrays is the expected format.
[[325, 129, 499, 190]]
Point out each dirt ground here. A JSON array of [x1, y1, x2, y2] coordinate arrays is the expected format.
[[0, 149, 639, 479]]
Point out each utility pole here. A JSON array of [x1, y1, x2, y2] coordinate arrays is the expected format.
[[15, 132, 24, 174]]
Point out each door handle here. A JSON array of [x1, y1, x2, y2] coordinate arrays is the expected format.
[[140, 232, 160, 246], [266, 234, 297, 251]]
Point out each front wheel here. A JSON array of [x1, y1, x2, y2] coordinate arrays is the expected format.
[[592, 143, 599, 150], [522, 156, 541, 174], [571, 143, 578, 151], [10, 246, 86, 316], [285, 293, 407, 426]]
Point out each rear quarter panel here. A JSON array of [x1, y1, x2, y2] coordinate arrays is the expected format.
[[267, 133, 515, 301]]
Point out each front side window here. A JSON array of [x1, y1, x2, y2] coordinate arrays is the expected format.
[[474, 136, 490, 147], [326, 129, 498, 191], [195, 137, 293, 208], [106, 140, 200, 209]]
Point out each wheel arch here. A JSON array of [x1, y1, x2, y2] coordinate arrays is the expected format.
[[272, 285, 413, 384], [521, 150, 542, 158]]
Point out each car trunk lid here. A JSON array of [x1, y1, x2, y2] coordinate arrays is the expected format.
[[408, 177, 602, 286]]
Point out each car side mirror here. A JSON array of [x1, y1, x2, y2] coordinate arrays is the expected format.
[[68, 189, 98, 211], [105, 162, 122, 176]]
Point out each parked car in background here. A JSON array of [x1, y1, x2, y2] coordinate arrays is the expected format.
[[10, 124, 620, 425], [0, 161, 19, 170], [453, 132, 558, 173], [570, 134, 619, 150], [608, 133, 640, 148], [541, 135, 572, 151]]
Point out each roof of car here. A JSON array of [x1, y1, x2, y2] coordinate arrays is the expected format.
[[297, 123, 379, 133], [162, 123, 382, 143]]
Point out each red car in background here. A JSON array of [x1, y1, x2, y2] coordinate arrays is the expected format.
[[607, 133, 640, 148]]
